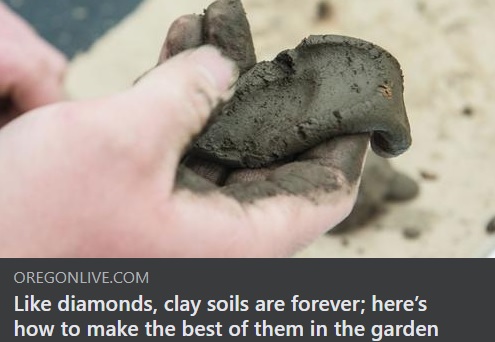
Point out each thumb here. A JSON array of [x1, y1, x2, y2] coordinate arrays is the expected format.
[[101, 45, 238, 180]]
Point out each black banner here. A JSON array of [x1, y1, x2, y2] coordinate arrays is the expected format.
[[1, 259, 493, 340]]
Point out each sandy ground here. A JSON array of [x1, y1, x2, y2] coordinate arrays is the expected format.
[[65, 0, 495, 257]]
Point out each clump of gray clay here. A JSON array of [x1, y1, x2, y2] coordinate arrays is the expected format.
[[191, 34, 411, 168], [163, 0, 418, 213], [330, 153, 419, 233], [163, 0, 411, 169]]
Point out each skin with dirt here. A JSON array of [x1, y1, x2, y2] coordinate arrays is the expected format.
[[163, 0, 418, 224]]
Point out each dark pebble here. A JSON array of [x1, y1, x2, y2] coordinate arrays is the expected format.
[[403, 227, 421, 240], [316, 1, 333, 21], [462, 105, 474, 117], [487, 217, 495, 234]]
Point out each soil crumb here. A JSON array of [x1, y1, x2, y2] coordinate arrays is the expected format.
[[462, 105, 474, 117], [420, 170, 438, 181], [329, 153, 419, 233], [316, 1, 333, 21], [403, 226, 421, 240], [487, 217, 495, 234]]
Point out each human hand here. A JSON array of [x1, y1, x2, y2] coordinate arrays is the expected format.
[[0, 3, 67, 127], [0, 43, 367, 257]]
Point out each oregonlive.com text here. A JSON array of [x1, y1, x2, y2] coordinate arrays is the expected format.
[[13, 271, 149, 284]]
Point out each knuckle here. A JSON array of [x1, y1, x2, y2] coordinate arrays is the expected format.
[[168, 66, 219, 129]]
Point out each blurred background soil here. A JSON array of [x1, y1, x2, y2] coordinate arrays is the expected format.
[[9, 0, 495, 257]]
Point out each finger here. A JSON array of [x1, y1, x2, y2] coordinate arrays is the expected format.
[[171, 134, 369, 256], [204, 0, 257, 74], [0, 71, 65, 128], [12, 72, 66, 114], [0, 97, 17, 128], [9, 33, 68, 113], [134, 14, 203, 85], [182, 156, 285, 187], [183, 156, 229, 185], [162, 0, 259, 184], [158, 14, 204, 63], [0, 38, 67, 116], [95, 46, 238, 187], [223, 134, 369, 187], [225, 167, 273, 184], [296, 134, 370, 185], [224, 161, 285, 184]]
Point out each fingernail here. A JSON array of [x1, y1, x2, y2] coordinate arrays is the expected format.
[[189, 45, 239, 91]]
